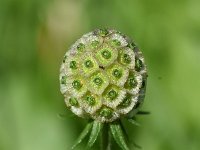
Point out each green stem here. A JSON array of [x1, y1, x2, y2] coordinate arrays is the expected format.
[[107, 130, 112, 150], [101, 123, 111, 150]]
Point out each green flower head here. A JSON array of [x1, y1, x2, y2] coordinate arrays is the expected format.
[[60, 29, 147, 123]]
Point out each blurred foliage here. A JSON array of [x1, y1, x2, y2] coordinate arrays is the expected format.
[[0, 0, 200, 150]]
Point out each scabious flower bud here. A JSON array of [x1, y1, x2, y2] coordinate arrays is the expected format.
[[60, 29, 147, 123]]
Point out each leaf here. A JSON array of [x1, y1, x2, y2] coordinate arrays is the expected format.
[[120, 120, 142, 149], [87, 121, 102, 147], [57, 113, 75, 119], [71, 121, 93, 149], [110, 122, 130, 150], [137, 111, 150, 115], [132, 142, 142, 149], [119, 120, 129, 141], [127, 118, 140, 126]]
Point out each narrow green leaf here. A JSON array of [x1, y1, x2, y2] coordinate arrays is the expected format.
[[57, 113, 75, 119], [120, 120, 141, 149], [127, 118, 140, 126], [110, 122, 130, 150], [119, 120, 129, 141], [87, 121, 102, 147], [132, 142, 142, 149], [71, 122, 93, 149], [137, 111, 150, 115]]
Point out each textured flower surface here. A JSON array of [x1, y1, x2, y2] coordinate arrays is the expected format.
[[60, 29, 147, 123]]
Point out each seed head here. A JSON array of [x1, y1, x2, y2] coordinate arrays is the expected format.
[[60, 29, 147, 122]]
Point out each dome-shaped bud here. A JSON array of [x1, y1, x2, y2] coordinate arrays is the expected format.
[[60, 29, 147, 123]]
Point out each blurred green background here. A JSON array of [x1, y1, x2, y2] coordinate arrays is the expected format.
[[1, 0, 200, 150]]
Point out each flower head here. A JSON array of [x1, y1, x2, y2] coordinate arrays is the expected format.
[[60, 29, 147, 123]]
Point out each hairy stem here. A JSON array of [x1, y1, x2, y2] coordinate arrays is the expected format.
[[101, 123, 111, 150], [107, 129, 112, 150]]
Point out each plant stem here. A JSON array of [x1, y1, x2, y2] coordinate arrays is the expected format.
[[101, 123, 111, 150]]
